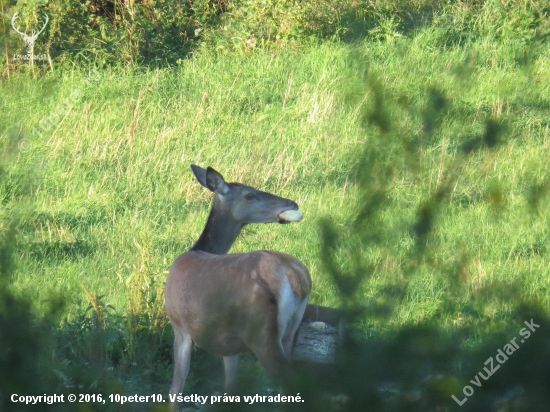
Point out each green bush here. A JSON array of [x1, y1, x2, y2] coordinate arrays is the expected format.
[[2, 0, 548, 74]]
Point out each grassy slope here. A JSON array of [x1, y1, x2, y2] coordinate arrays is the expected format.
[[1, 23, 550, 404], [2, 33, 549, 322], [3, 44, 361, 310]]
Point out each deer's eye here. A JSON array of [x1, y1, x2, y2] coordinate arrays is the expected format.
[[245, 193, 256, 201]]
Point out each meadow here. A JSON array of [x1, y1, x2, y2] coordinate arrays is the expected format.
[[1, 1, 550, 411]]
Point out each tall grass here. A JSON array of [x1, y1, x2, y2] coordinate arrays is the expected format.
[[1, 13, 550, 410]]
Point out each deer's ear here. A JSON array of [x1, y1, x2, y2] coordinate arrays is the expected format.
[[205, 167, 230, 195], [191, 165, 208, 188], [191, 165, 229, 195]]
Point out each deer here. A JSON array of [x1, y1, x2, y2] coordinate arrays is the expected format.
[[165, 165, 311, 410]]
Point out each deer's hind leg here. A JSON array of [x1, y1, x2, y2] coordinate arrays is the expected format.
[[245, 302, 300, 384], [248, 335, 293, 385]]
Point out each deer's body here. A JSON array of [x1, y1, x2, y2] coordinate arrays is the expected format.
[[166, 250, 309, 356], [165, 165, 311, 409]]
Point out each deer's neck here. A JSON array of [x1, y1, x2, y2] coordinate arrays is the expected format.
[[191, 197, 243, 255]]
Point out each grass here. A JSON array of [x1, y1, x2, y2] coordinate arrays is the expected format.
[[1, 19, 550, 411], [3, 43, 362, 308]]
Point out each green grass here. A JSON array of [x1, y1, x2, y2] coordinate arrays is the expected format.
[[1, 21, 550, 410]]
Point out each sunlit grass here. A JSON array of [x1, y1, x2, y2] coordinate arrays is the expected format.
[[1, 26, 549, 405], [2, 33, 549, 319]]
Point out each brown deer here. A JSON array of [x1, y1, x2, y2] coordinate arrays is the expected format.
[[165, 165, 311, 409]]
